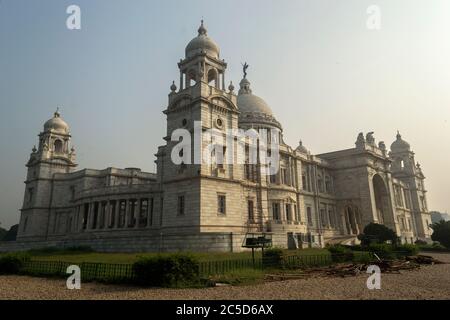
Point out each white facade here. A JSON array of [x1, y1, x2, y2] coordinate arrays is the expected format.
[[13, 22, 432, 252]]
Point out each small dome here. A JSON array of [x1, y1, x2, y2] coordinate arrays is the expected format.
[[390, 131, 410, 152], [44, 110, 69, 134], [296, 140, 309, 154], [185, 21, 220, 59], [237, 78, 273, 116]]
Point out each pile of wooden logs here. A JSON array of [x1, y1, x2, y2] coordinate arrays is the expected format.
[[405, 255, 445, 265], [265, 255, 445, 280]]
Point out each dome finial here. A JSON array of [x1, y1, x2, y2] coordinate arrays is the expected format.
[[242, 62, 249, 79], [198, 19, 207, 35], [54, 107, 61, 118], [397, 130, 401, 139], [228, 81, 235, 93], [170, 81, 177, 93]]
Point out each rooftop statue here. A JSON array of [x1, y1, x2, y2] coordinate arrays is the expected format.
[[242, 62, 249, 78]]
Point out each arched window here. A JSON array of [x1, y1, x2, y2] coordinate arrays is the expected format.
[[187, 69, 197, 87], [317, 175, 324, 193], [54, 139, 63, 153], [207, 68, 218, 87], [325, 176, 332, 193]]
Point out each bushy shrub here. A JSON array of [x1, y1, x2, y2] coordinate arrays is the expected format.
[[27, 247, 61, 255], [418, 242, 448, 252], [430, 220, 450, 249], [432, 242, 446, 249], [28, 245, 94, 256], [352, 251, 374, 264], [346, 244, 362, 252], [414, 240, 427, 246], [262, 248, 284, 269], [395, 244, 419, 257], [366, 243, 396, 260], [64, 246, 94, 253], [0, 253, 30, 274], [132, 254, 200, 288], [358, 223, 398, 246], [327, 245, 354, 263]]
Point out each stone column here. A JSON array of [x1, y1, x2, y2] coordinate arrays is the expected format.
[[87, 202, 93, 230], [327, 205, 331, 229], [222, 73, 225, 91], [76, 206, 81, 232], [179, 72, 183, 91], [135, 199, 141, 229], [147, 198, 153, 228], [344, 209, 351, 234], [125, 199, 131, 228], [341, 211, 348, 235], [105, 201, 110, 229], [114, 201, 120, 229]]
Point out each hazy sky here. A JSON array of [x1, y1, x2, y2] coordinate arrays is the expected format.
[[0, 0, 449, 229]]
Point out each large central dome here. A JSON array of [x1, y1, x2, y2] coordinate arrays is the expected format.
[[237, 78, 273, 116], [185, 21, 220, 59], [237, 77, 281, 130]]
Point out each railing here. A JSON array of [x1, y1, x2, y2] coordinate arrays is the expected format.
[[282, 254, 334, 268], [22, 260, 135, 283], [19, 251, 407, 283], [198, 258, 262, 276]]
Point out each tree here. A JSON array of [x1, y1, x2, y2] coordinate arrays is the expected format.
[[358, 223, 398, 246], [2, 225, 18, 242], [430, 220, 450, 249], [0, 226, 6, 241]]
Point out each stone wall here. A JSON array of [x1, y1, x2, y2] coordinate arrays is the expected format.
[[0, 232, 242, 253]]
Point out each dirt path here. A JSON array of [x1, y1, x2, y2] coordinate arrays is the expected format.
[[1, 252, 449, 300]]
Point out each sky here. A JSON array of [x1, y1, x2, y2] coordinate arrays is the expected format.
[[0, 0, 449, 229]]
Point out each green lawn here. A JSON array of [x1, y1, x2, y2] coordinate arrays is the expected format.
[[29, 248, 330, 264]]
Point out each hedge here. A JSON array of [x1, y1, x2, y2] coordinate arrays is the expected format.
[[262, 248, 284, 268], [0, 252, 30, 274], [132, 254, 200, 287], [327, 245, 354, 263]]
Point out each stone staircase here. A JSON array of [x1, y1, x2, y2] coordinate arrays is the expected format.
[[325, 235, 360, 246]]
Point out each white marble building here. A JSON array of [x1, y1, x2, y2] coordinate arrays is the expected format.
[[11, 22, 432, 252]]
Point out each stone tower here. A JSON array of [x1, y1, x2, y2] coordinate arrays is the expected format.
[[390, 132, 431, 239], [17, 110, 77, 241], [155, 21, 240, 240]]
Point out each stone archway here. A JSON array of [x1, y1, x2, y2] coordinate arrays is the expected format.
[[372, 174, 390, 225]]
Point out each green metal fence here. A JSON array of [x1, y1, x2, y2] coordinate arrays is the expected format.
[[283, 254, 333, 268], [18, 251, 405, 283], [21, 260, 135, 282], [198, 258, 262, 276]]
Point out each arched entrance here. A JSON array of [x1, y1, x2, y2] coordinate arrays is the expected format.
[[372, 174, 390, 225]]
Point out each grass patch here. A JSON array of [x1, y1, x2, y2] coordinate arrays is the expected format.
[[284, 248, 331, 256], [28, 248, 330, 264], [29, 251, 264, 264], [209, 268, 265, 286]]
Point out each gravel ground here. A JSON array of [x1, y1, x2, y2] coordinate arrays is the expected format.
[[1, 253, 449, 300]]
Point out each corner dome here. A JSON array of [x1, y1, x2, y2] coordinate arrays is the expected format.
[[44, 110, 69, 134], [296, 140, 309, 154], [185, 21, 220, 59], [390, 131, 410, 152], [237, 78, 273, 116]]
